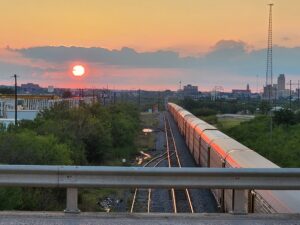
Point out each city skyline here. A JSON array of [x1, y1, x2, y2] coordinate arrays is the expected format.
[[1, 0, 300, 90]]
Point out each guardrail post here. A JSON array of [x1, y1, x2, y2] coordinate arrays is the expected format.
[[232, 189, 248, 214], [64, 188, 80, 213]]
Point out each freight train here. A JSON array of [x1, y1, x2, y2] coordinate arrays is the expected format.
[[168, 102, 300, 213]]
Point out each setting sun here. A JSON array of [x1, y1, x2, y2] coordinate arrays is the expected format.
[[72, 65, 85, 77]]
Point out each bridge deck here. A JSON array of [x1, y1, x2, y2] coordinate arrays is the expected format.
[[0, 212, 299, 225]]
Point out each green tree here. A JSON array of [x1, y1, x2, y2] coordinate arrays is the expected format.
[[274, 109, 295, 126], [0, 130, 72, 165], [224, 116, 300, 168], [0, 130, 72, 210], [0, 102, 140, 211], [259, 101, 271, 115], [0, 87, 14, 94]]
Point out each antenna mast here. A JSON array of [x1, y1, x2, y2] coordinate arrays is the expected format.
[[266, 3, 274, 101]]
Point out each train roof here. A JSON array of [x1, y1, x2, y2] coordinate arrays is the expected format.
[[226, 150, 278, 168], [185, 116, 203, 127], [201, 129, 230, 143], [208, 137, 251, 160], [194, 122, 217, 133], [178, 110, 193, 118], [186, 116, 207, 125], [168, 102, 182, 110]]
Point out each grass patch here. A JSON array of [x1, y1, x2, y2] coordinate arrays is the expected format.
[[199, 115, 218, 126], [140, 112, 159, 128], [135, 113, 159, 152], [217, 117, 250, 130]]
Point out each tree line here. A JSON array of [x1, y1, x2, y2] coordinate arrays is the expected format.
[[0, 102, 140, 210], [223, 113, 300, 168]]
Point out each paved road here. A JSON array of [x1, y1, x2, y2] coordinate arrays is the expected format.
[[0, 212, 299, 225]]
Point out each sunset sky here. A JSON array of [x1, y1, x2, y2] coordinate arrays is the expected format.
[[1, 0, 300, 91]]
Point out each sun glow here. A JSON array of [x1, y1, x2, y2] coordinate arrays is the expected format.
[[72, 65, 85, 76]]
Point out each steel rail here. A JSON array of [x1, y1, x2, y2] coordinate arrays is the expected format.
[[130, 153, 172, 213], [164, 114, 177, 213], [165, 114, 195, 213], [147, 153, 175, 213], [166, 115, 195, 213]]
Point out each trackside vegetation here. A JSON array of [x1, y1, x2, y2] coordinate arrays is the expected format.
[[223, 112, 300, 168], [0, 102, 140, 210]]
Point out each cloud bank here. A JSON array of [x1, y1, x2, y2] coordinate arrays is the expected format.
[[0, 40, 300, 90]]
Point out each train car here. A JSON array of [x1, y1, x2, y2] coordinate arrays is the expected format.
[[178, 110, 193, 137], [192, 123, 217, 165], [167, 102, 300, 214]]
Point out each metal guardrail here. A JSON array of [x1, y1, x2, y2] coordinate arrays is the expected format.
[[0, 165, 300, 213]]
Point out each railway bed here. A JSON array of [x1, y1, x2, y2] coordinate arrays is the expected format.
[[130, 112, 217, 213]]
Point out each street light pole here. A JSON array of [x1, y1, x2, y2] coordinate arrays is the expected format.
[[13, 74, 18, 125]]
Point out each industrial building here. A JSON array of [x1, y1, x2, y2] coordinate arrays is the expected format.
[[183, 84, 199, 97], [0, 94, 95, 126]]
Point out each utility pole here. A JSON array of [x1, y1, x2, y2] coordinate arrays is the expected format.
[[92, 89, 95, 103], [13, 74, 18, 125], [138, 89, 141, 108], [79, 89, 84, 99], [297, 80, 300, 104], [274, 86, 277, 109], [157, 91, 160, 111], [103, 89, 106, 106], [256, 75, 259, 94], [286, 80, 299, 110], [289, 80, 292, 109]]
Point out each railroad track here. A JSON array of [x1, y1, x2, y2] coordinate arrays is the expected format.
[[130, 112, 194, 213], [164, 113, 194, 213], [130, 152, 172, 213]]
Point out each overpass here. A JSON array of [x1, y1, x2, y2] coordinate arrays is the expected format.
[[0, 165, 299, 224]]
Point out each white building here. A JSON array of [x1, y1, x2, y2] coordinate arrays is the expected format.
[[0, 95, 95, 121]]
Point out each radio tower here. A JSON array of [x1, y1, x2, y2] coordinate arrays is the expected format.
[[266, 3, 274, 101], [265, 3, 274, 144]]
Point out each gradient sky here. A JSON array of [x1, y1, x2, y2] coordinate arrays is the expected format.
[[1, 0, 300, 91]]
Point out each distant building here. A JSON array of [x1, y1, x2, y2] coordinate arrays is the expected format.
[[232, 84, 251, 98], [277, 74, 290, 98], [262, 84, 276, 100], [246, 83, 250, 92], [183, 84, 198, 96], [20, 83, 42, 93], [48, 86, 54, 93], [262, 74, 293, 99], [278, 74, 285, 91], [296, 88, 300, 97], [232, 89, 251, 94]]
